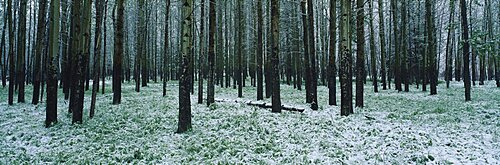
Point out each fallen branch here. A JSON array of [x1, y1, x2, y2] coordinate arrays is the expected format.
[[214, 98, 305, 113]]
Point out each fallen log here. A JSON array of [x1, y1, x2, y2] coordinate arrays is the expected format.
[[214, 98, 305, 113]]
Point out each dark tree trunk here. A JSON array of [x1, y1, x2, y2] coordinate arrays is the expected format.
[[113, 0, 125, 105], [256, 0, 263, 101], [102, 2, 107, 94], [236, 0, 243, 98], [307, 0, 318, 110], [163, 0, 170, 97], [426, 0, 437, 95], [177, 0, 193, 133], [340, 0, 353, 116], [355, 0, 365, 108], [328, 0, 337, 105], [378, 0, 387, 90], [17, 0, 28, 103], [207, 0, 216, 105], [301, 0, 311, 104], [197, 0, 205, 104], [270, 0, 281, 113], [46, 0, 60, 128], [7, 0, 14, 105], [369, 0, 377, 93], [91, 0, 105, 118], [32, 0, 48, 105], [459, 0, 471, 101]]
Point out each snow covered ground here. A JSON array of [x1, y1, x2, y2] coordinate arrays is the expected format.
[[0, 80, 498, 164]]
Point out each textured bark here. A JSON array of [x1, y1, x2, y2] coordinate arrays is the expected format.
[[16, 0, 27, 103], [307, 0, 318, 110], [62, 0, 71, 100], [378, 0, 387, 90], [7, 0, 14, 105], [32, 0, 48, 104], [198, 0, 205, 104], [355, 0, 365, 108], [46, 0, 60, 127], [445, 0, 456, 88], [340, 0, 352, 116], [91, 0, 105, 118], [207, 0, 216, 105], [256, 0, 264, 100], [102, 2, 107, 94], [426, 0, 437, 95], [301, 0, 311, 103], [163, 0, 170, 97], [177, 0, 193, 133], [236, 0, 243, 98], [459, 0, 471, 101], [135, 0, 141, 92], [69, 0, 84, 124], [270, 0, 281, 113], [1, 0, 6, 88], [391, 0, 401, 92], [401, 0, 409, 92], [328, 0, 337, 105], [113, 0, 125, 105], [369, 0, 377, 93]]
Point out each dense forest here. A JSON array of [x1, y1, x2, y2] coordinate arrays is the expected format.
[[0, 0, 499, 163]]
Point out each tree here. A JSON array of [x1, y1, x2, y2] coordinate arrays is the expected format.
[[113, 0, 125, 105], [378, 0, 387, 90], [198, 0, 205, 104], [459, 0, 471, 101], [307, 0, 318, 110], [177, 0, 193, 133], [17, 0, 28, 103], [32, 0, 48, 105], [236, 0, 243, 98], [426, 0, 437, 95], [445, 0, 456, 88], [1, 0, 6, 88], [355, 0, 365, 108], [256, 0, 263, 101], [46, 0, 60, 127], [301, 0, 311, 104], [270, 0, 281, 113], [328, 0, 337, 105], [340, 0, 352, 116], [207, 0, 216, 105], [401, 0, 409, 92], [91, 0, 105, 118], [102, 1, 108, 94], [163, 0, 170, 97], [7, 0, 14, 105], [369, 0, 377, 93]]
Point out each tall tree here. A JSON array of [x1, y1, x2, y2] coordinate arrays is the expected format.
[[328, 0, 337, 105], [369, 0, 377, 93], [102, 1, 108, 94], [32, 0, 48, 105], [307, 0, 318, 110], [113, 0, 125, 105], [301, 0, 311, 104], [198, 0, 205, 104], [270, 0, 280, 113], [355, 0, 365, 108], [401, 0, 409, 92], [91, 0, 105, 117], [236, 0, 242, 98], [378, 0, 387, 90], [163, 0, 170, 97], [256, 0, 263, 101], [46, 0, 60, 127], [62, 0, 71, 100], [177, 0, 193, 133], [391, 0, 401, 92], [426, 0, 437, 95], [16, 0, 28, 103], [1, 0, 6, 88], [7, 0, 14, 105], [340, 0, 353, 116], [207, 0, 216, 105], [135, 0, 141, 92], [445, 0, 456, 88], [459, 0, 471, 101]]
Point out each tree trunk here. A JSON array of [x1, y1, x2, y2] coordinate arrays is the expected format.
[[256, 0, 264, 100], [177, 0, 193, 133], [32, 0, 48, 105], [426, 0, 437, 95], [355, 0, 365, 108], [69, 0, 84, 124], [459, 0, 471, 101], [270, 0, 281, 113], [163, 0, 170, 96], [307, 0, 318, 110], [198, 0, 205, 104], [369, 0, 377, 93], [16, 0, 28, 103], [401, 0, 409, 92], [378, 0, 387, 90], [7, 0, 14, 105], [46, 0, 60, 128], [207, 0, 216, 105], [340, 0, 353, 116], [91, 0, 105, 118], [102, 2, 107, 94], [113, 0, 125, 105], [445, 0, 456, 88], [301, 0, 311, 104], [236, 0, 243, 98], [328, 0, 337, 105]]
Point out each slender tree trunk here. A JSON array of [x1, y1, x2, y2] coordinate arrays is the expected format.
[[16, 0, 28, 103], [340, 0, 352, 116], [236, 0, 243, 98], [378, 0, 387, 90], [270, 0, 281, 113], [307, 0, 318, 110], [207, 0, 216, 105], [369, 0, 377, 93], [177, 0, 193, 133], [256, 0, 263, 100], [91, 0, 105, 118], [445, 0, 456, 88], [69, 0, 84, 124], [401, 0, 409, 92], [32, 0, 48, 105], [163, 0, 170, 96], [426, 0, 437, 95], [1, 0, 6, 88], [46, 0, 60, 127], [7, 0, 14, 105], [301, 0, 311, 103], [459, 0, 471, 101], [102, 2, 107, 94], [198, 0, 205, 104], [328, 0, 337, 105], [113, 0, 124, 105], [355, 0, 365, 108]]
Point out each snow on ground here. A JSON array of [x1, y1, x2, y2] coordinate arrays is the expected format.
[[0, 80, 498, 164]]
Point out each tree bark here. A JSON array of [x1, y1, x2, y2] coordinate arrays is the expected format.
[[270, 0, 281, 113], [16, 0, 28, 103], [207, 0, 216, 105], [177, 0, 193, 133], [113, 0, 125, 105], [340, 0, 353, 116], [355, 0, 365, 108], [459, 0, 471, 101], [378, 0, 387, 90], [328, 0, 337, 105], [369, 0, 377, 93], [46, 0, 60, 127], [307, 0, 318, 110], [32, 0, 48, 105]]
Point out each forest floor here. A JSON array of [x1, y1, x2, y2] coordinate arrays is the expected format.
[[0, 80, 499, 164]]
